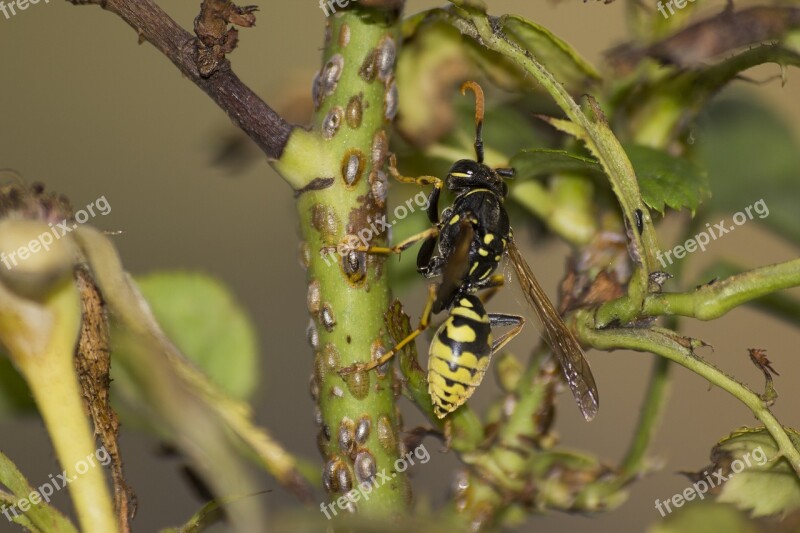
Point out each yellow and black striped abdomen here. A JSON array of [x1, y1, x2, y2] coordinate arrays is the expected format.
[[428, 295, 493, 418]]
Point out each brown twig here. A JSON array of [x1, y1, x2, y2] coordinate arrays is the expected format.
[[75, 266, 136, 533], [67, 0, 293, 160]]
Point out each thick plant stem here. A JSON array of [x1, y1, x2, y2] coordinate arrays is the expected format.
[[278, 8, 411, 518], [12, 282, 118, 533]]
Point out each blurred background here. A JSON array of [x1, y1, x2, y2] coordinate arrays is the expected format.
[[0, 0, 798, 531]]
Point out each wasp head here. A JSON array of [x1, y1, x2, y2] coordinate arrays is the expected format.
[[446, 159, 513, 198]]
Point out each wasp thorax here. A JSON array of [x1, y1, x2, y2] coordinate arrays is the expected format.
[[322, 106, 344, 140], [354, 451, 377, 484]]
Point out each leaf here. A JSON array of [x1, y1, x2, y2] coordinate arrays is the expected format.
[[692, 94, 800, 244], [625, 144, 710, 215], [0, 451, 78, 533], [510, 148, 602, 179], [686, 427, 800, 517], [500, 14, 601, 89], [133, 272, 259, 400]]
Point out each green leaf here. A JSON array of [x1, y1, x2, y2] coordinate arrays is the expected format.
[[131, 272, 259, 400], [500, 14, 601, 89], [692, 94, 800, 244], [687, 427, 800, 517], [510, 148, 602, 179], [625, 144, 710, 215], [0, 451, 78, 533]]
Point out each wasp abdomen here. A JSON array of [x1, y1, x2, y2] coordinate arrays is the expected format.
[[427, 295, 493, 418]]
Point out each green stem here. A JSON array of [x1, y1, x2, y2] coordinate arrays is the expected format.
[[578, 323, 800, 475], [13, 283, 118, 533], [276, 7, 410, 517], [595, 258, 800, 326], [618, 357, 670, 478]]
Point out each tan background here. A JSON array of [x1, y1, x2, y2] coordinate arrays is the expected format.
[[0, 0, 798, 531]]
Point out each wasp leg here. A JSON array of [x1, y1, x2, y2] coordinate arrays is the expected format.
[[388, 154, 442, 224], [339, 284, 438, 375], [343, 227, 440, 256], [488, 314, 525, 353], [388, 153, 442, 188]]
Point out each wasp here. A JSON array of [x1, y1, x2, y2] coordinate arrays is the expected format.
[[342, 82, 599, 421]]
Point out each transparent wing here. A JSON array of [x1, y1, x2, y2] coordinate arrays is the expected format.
[[506, 239, 599, 421]]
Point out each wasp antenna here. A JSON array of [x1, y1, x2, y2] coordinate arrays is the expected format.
[[460, 81, 485, 164], [496, 168, 516, 179]]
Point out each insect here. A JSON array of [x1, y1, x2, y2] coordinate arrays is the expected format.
[[342, 81, 599, 421]]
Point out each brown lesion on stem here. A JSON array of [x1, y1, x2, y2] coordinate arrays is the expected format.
[[74, 265, 136, 533], [66, 0, 292, 160]]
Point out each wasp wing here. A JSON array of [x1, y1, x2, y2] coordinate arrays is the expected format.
[[506, 239, 599, 421], [433, 220, 474, 313]]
